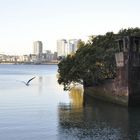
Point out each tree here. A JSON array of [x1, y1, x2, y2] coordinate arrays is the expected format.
[[118, 27, 140, 37], [58, 55, 77, 90], [77, 40, 85, 49]]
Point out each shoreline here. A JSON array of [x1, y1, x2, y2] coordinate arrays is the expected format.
[[0, 62, 58, 65]]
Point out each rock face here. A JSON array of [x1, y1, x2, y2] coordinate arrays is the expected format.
[[84, 36, 140, 106]]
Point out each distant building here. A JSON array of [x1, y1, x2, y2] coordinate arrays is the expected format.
[[68, 39, 80, 54], [53, 52, 57, 60], [33, 41, 43, 55], [57, 39, 68, 58], [57, 39, 81, 58], [19, 55, 30, 62], [45, 50, 53, 62], [33, 41, 43, 62], [30, 54, 37, 62]]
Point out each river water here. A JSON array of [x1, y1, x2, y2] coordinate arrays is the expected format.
[[0, 64, 140, 140]]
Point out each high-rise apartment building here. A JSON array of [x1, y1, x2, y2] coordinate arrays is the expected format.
[[57, 39, 68, 57], [57, 39, 81, 58], [68, 39, 80, 54], [33, 41, 43, 55]]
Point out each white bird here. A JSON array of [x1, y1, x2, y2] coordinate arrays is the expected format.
[[22, 77, 36, 86]]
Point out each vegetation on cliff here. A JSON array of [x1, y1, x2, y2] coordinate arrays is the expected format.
[[58, 28, 140, 90]]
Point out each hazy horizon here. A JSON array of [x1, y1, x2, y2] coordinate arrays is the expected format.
[[0, 0, 140, 55]]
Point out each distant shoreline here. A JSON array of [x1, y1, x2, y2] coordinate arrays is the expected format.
[[0, 62, 58, 65]]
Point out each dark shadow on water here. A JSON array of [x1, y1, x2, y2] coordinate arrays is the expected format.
[[58, 90, 140, 140]]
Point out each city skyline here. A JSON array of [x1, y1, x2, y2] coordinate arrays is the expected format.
[[0, 0, 140, 55], [57, 39, 80, 57]]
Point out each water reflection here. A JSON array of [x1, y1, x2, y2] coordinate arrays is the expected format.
[[38, 76, 43, 94], [69, 86, 84, 108], [58, 86, 140, 140]]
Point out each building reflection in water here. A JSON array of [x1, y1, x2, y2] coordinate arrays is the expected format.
[[58, 85, 140, 139]]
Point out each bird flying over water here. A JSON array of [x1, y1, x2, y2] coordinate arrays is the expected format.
[[22, 77, 36, 86]]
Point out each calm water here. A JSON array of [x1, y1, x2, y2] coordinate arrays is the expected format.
[[0, 64, 140, 140]]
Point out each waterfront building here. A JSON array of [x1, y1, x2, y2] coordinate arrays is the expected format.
[[41, 50, 53, 62], [57, 39, 68, 58], [33, 41, 43, 55], [18, 55, 29, 62], [30, 54, 37, 62], [57, 39, 81, 58], [53, 52, 57, 60], [68, 39, 80, 54], [33, 41, 43, 63], [45, 50, 53, 62]]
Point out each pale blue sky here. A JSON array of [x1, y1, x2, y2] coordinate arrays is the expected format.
[[0, 0, 140, 55]]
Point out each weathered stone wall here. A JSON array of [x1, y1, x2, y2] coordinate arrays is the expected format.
[[84, 51, 129, 106], [84, 79, 128, 106]]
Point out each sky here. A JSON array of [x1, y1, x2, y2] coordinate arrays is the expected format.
[[0, 0, 140, 55]]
